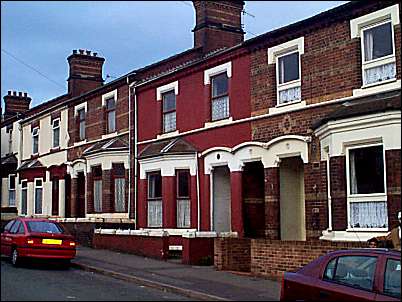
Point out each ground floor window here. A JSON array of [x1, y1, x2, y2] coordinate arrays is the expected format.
[[347, 144, 388, 229], [176, 170, 190, 228], [21, 180, 27, 215], [93, 166, 102, 213], [113, 163, 126, 212], [8, 174, 16, 206], [147, 172, 162, 227], [34, 179, 43, 214]]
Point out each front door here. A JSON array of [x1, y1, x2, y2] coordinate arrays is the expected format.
[[212, 166, 231, 233], [77, 172, 86, 218]]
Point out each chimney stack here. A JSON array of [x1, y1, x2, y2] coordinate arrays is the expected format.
[[192, 1, 245, 53], [67, 49, 105, 97], [3, 91, 32, 120]]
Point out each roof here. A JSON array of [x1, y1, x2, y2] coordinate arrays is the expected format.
[[1, 153, 18, 165], [312, 90, 401, 129], [139, 137, 197, 159], [82, 137, 128, 156], [17, 159, 44, 171]]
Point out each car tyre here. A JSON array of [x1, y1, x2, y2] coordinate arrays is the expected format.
[[11, 248, 20, 267]]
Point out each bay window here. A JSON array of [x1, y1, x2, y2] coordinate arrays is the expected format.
[[147, 172, 162, 227], [113, 163, 126, 212], [93, 166, 102, 213], [34, 179, 43, 215], [176, 170, 190, 228]]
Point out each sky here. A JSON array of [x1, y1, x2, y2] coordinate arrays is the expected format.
[[1, 1, 347, 109]]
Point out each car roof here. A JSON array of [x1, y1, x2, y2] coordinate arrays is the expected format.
[[16, 217, 58, 223], [326, 248, 400, 257]]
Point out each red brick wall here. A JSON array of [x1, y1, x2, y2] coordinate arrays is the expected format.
[[214, 238, 251, 272], [182, 237, 214, 265], [386, 149, 401, 229], [329, 156, 347, 231], [264, 167, 280, 239], [102, 170, 112, 213]]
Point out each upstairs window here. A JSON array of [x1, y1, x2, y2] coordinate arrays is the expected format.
[[162, 90, 176, 133], [52, 119, 60, 148], [78, 108, 86, 141], [211, 73, 229, 121], [8, 174, 16, 206], [106, 97, 116, 133], [32, 127, 39, 154], [276, 51, 301, 105], [362, 21, 396, 86], [8, 128, 12, 154]]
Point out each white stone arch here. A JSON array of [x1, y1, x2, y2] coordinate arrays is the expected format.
[[69, 159, 87, 178], [203, 148, 240, 174]]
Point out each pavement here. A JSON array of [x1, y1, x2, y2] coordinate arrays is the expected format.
[[72, 246, 280, 301]]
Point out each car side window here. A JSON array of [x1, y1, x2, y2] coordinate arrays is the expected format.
[[383, 258, 401, 298], [9, 221, 21, 234], [325, 256, 377, 291], [17, 223, 25, 234], [3, 220, 15, 232]]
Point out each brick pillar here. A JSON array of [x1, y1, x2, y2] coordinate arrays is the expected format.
[[202, 173, 211, 231], [329, 156, 347, 231], [190, 175, 198, 229], [386, 149, 401, 230], [264, 167, 280, 239], [86, 172, 93, 213], [125, 169, 129, 213], [138, 178, 147, 228], [231, 171, 244, 238], [102, 170, 112, 213], [156, 99, 162, 134], [162, 176, 175, 228], [70, 177, 78, 217], [204, 83, 211, 123]]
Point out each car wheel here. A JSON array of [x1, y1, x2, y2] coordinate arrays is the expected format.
[[11, 248, 20, 267]]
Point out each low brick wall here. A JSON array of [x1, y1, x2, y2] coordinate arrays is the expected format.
[[214, 238, 251, 272], [214, 238, 368, 278], [182, 237, 214, 265], [92, 233, 169, 260]]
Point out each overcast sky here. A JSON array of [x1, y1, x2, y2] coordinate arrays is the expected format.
[[1, 1, 346, 109]]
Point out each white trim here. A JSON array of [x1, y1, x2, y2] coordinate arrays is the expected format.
[[350, 4, 400, 39], [101, 89, 118, 106], [204, 62, 232, 85], [268, 37, 304, 64], [320, 230, 389, 242], [139, 154, 197, 179], [68, 130, 129, 150], [74, 102, 87, 116], [157, 130, 179, 140], [204, 116, 233, 128], [101, 131, 118, 140], [34, 178, 43, 215], [269, 101, 306, 114], [156, 81, 179, 101]]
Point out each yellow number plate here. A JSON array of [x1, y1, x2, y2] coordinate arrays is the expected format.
[[42, 239, 62, 245]]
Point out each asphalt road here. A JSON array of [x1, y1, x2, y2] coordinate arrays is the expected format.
[[1, 258, 192, 301]]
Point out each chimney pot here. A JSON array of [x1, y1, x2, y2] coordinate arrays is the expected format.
[[79, 49, 85, 54], [24, 92, 28, 97], [18, 92, 22, 97], [86, 50, 91, 55], [8, 90, 11, 95], [93, 52, 98, 57], [73, 49, 77, 54], [13, 91, 17, 96]]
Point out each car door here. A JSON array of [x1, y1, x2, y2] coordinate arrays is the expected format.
[[1, 220, 16, 256], [375, 256, 401, 301], [312, 255, 378, 301]]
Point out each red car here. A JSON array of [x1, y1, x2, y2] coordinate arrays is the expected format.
[[1, 218, 76, 266], [281, 249, 400, 301]]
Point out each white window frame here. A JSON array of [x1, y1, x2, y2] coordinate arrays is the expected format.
[[275, 50, 302, 106], [345, 143, 388, 232], [147, 172, 162, 228], [8, 128, 13, 154], [34, 178, 43, 215], [52, 118, 60, 148], [161, 89, 177, 133], [32, 127, 39, 154], [210, 72, 230, 121], [20, 180, 28, 215], [8, 174, 16, 206], [360, 19, 396, 88]]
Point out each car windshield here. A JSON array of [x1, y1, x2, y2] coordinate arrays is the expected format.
[[26, 221, 64, 234]]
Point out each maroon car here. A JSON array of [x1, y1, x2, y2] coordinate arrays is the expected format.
[[281, 249, 400, 301]]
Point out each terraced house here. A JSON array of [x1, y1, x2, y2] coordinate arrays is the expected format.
[[1, 0, 401, 274]]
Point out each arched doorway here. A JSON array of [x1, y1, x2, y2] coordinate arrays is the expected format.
[[212, 165, 231, 233]]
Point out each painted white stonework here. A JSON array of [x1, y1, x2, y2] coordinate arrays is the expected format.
[[269, 101, 306, 114], [315, 111, 401, 159], [58, 179, 65, 217], [204, 62, 232, 85], [267, 37, 305, 64], [26, 182, 34, 216], [350, 4, 400, 39], [74, 102, 87, 115], [203, 135, 311, 173], [101, 89, 117, 106], [1, 178, 9, 207], [86, 213, 129, 219], [39, 151, 67, 167], [353, 80, 401, 97], [156, 81, 179, 101], [85, 151, 129, 173], [1, 120, 20, 157], [320, 230, 389, 242], [139, 154, 197, 179], [70, 159, 87, 178]]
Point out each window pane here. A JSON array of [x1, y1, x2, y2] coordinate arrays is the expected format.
[[148, 173, 162, 199], [17, 223, 25, 234], [106, 98, 115, 110], [79, 120, 85, 140], [278, 86, 301, 104], [108, 110, 116, 133], [21, 188, 27, 215], [162, 91, 176, 112], [26, 221, 63, 234], [278, 52, 299, 84], [212, 95, 229, 121], [324, 258, 337, 280], [9, 190, 16, 206], [9, 175, 16, 190], [364, 62, 396, 85], [33, 135, 39, 154], [177, 171, 189, 197], [349, 146, 384, 194], [114, 178, 125, 212], [78, 109, 85, 121], [94, 180, 102, 212], [35, 188, 43, 214], [163, 112, 176, 133], [334, 256, 377, 291], [148, 200, 162, 227], [384, 259, 401, 298], [53, 127, 60, 147], [350, 201, 388, 229], [177, 199, 190, 228], [364, 22, 393, 61], [212, 73, 228, 97], [10, 221, 21, 234]]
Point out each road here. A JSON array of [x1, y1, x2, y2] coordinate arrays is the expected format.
[[1, 258, 192, 301]]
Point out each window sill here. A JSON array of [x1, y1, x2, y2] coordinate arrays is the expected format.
[[31, 153, 39, 159], [204, 116, 233, 128], [353, 79, 401, 97], [157, 130, 179, 140], [102, 132, 118, 140], [50, 147, 61, 153], [346, 228, 389, 232], [361, 77, 397, 90], [269, 100, 306, 114], [73, 139, 87, 147]]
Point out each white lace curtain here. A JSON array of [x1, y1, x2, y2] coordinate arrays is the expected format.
[[350, 201, 388, 228]]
